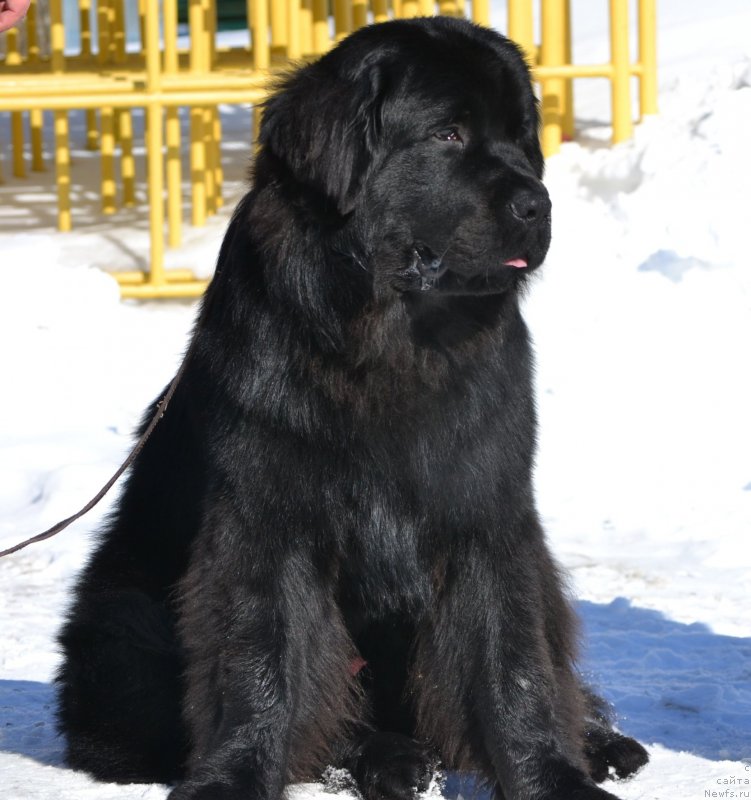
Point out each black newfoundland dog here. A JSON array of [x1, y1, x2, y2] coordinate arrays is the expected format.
[[57, 16, 648, 800]]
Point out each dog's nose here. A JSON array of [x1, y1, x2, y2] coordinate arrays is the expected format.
[[508, 188, 551, 224]]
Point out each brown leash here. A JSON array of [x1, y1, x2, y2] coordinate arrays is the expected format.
[[0, 338, 196, 560]]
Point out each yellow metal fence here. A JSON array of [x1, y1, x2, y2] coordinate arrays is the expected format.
[[0, 0, 657, 299]]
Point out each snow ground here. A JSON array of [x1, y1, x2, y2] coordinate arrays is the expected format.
[[1, 1, 750, 798]]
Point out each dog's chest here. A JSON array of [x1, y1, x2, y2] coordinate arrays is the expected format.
[[338, 493, 431, 615]]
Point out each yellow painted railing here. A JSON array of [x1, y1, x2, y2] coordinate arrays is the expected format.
[[515, 0, 658, 156], [0, 0, 657, 299]]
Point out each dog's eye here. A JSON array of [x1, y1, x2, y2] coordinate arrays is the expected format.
[[434, 127, 463, 143]]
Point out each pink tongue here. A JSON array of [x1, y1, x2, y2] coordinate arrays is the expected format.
[[503, 258, 528, 268]]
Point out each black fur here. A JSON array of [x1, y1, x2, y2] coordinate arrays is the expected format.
[[56, 17, 648, 800]]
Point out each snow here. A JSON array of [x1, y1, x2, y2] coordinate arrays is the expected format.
[[2, 0, 751, 797]]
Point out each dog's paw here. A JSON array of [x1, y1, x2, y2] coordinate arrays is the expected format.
[[349, 732, 437, 800], [586, 731, 649, 782]]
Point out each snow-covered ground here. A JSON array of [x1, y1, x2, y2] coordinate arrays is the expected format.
[[1, 1, 750, 798]]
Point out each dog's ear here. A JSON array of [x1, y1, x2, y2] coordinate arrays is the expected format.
[[259, 62, 384, 216]]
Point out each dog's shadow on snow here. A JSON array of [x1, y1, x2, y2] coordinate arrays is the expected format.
[[576, 598, 751, 763], [1, 599, 749, 780], [0, 679, 65, 768]]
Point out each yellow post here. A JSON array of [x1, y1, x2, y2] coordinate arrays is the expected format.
[[300, 0, 313, 55], [119, 111, 136, 206], [5, 26, 21, 65], [6, 28, 25, 179], [471, 0, 489, 27], [253, 104, 263, 151], [213, 110, 223, 208], [334, 0, 351, 41], [508, 0, 535, 66], [145, 0, 166, 288], [113, 0, 136, 212], [98, 0, 112, 65], [54, 112, 72, 232], [79, 0, 99, 150], [204, 0, 217, 217], [27, 1, 44, 171], [164, 0, 183, 247], [638, 0, 658, 116], [165, 107, 183, 246], [610, 0, 632, 143], [11, 113, 26, 179], [163, 3, 179, 79], [287, 0, 302, 60], [371, 0, 388, 24], [190, 107, 207, 226], [353, 0, 368, 31], [206, 0, 216, 72], [139, 0, 147, 49], [204, 107, 217, 215], [419, 0, 434, 17], [31, 110, 45, 172], [249, 0, 271, 67], [438, 0, 456, 18], [271, 0, 289, 51], [400, 0, 419, 18], [201, 0, 216, 216], [190, 0, 207, 227], [50, 0, 65, 89], [85, 114, 99, 153], [98, 0, 116, 214], [562, 0, 575, 140], [108, 0, 118, 61], [101, 109, 117, 213], [50, 0, 71, 231], [80, 0, 92, 57], [540, 0, 566, 156], [27, 0, 40, 62], [312, 0, 329, 54], [114, 0, 126, 63]]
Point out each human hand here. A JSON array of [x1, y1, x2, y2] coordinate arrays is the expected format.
[[0, 0, 31, 33]]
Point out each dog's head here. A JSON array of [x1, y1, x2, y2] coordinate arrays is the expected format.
[[256, 17, 551, 298]]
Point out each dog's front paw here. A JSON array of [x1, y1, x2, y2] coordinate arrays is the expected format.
[[349, 732, 438, 800], [585, 730, 649, 782]]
